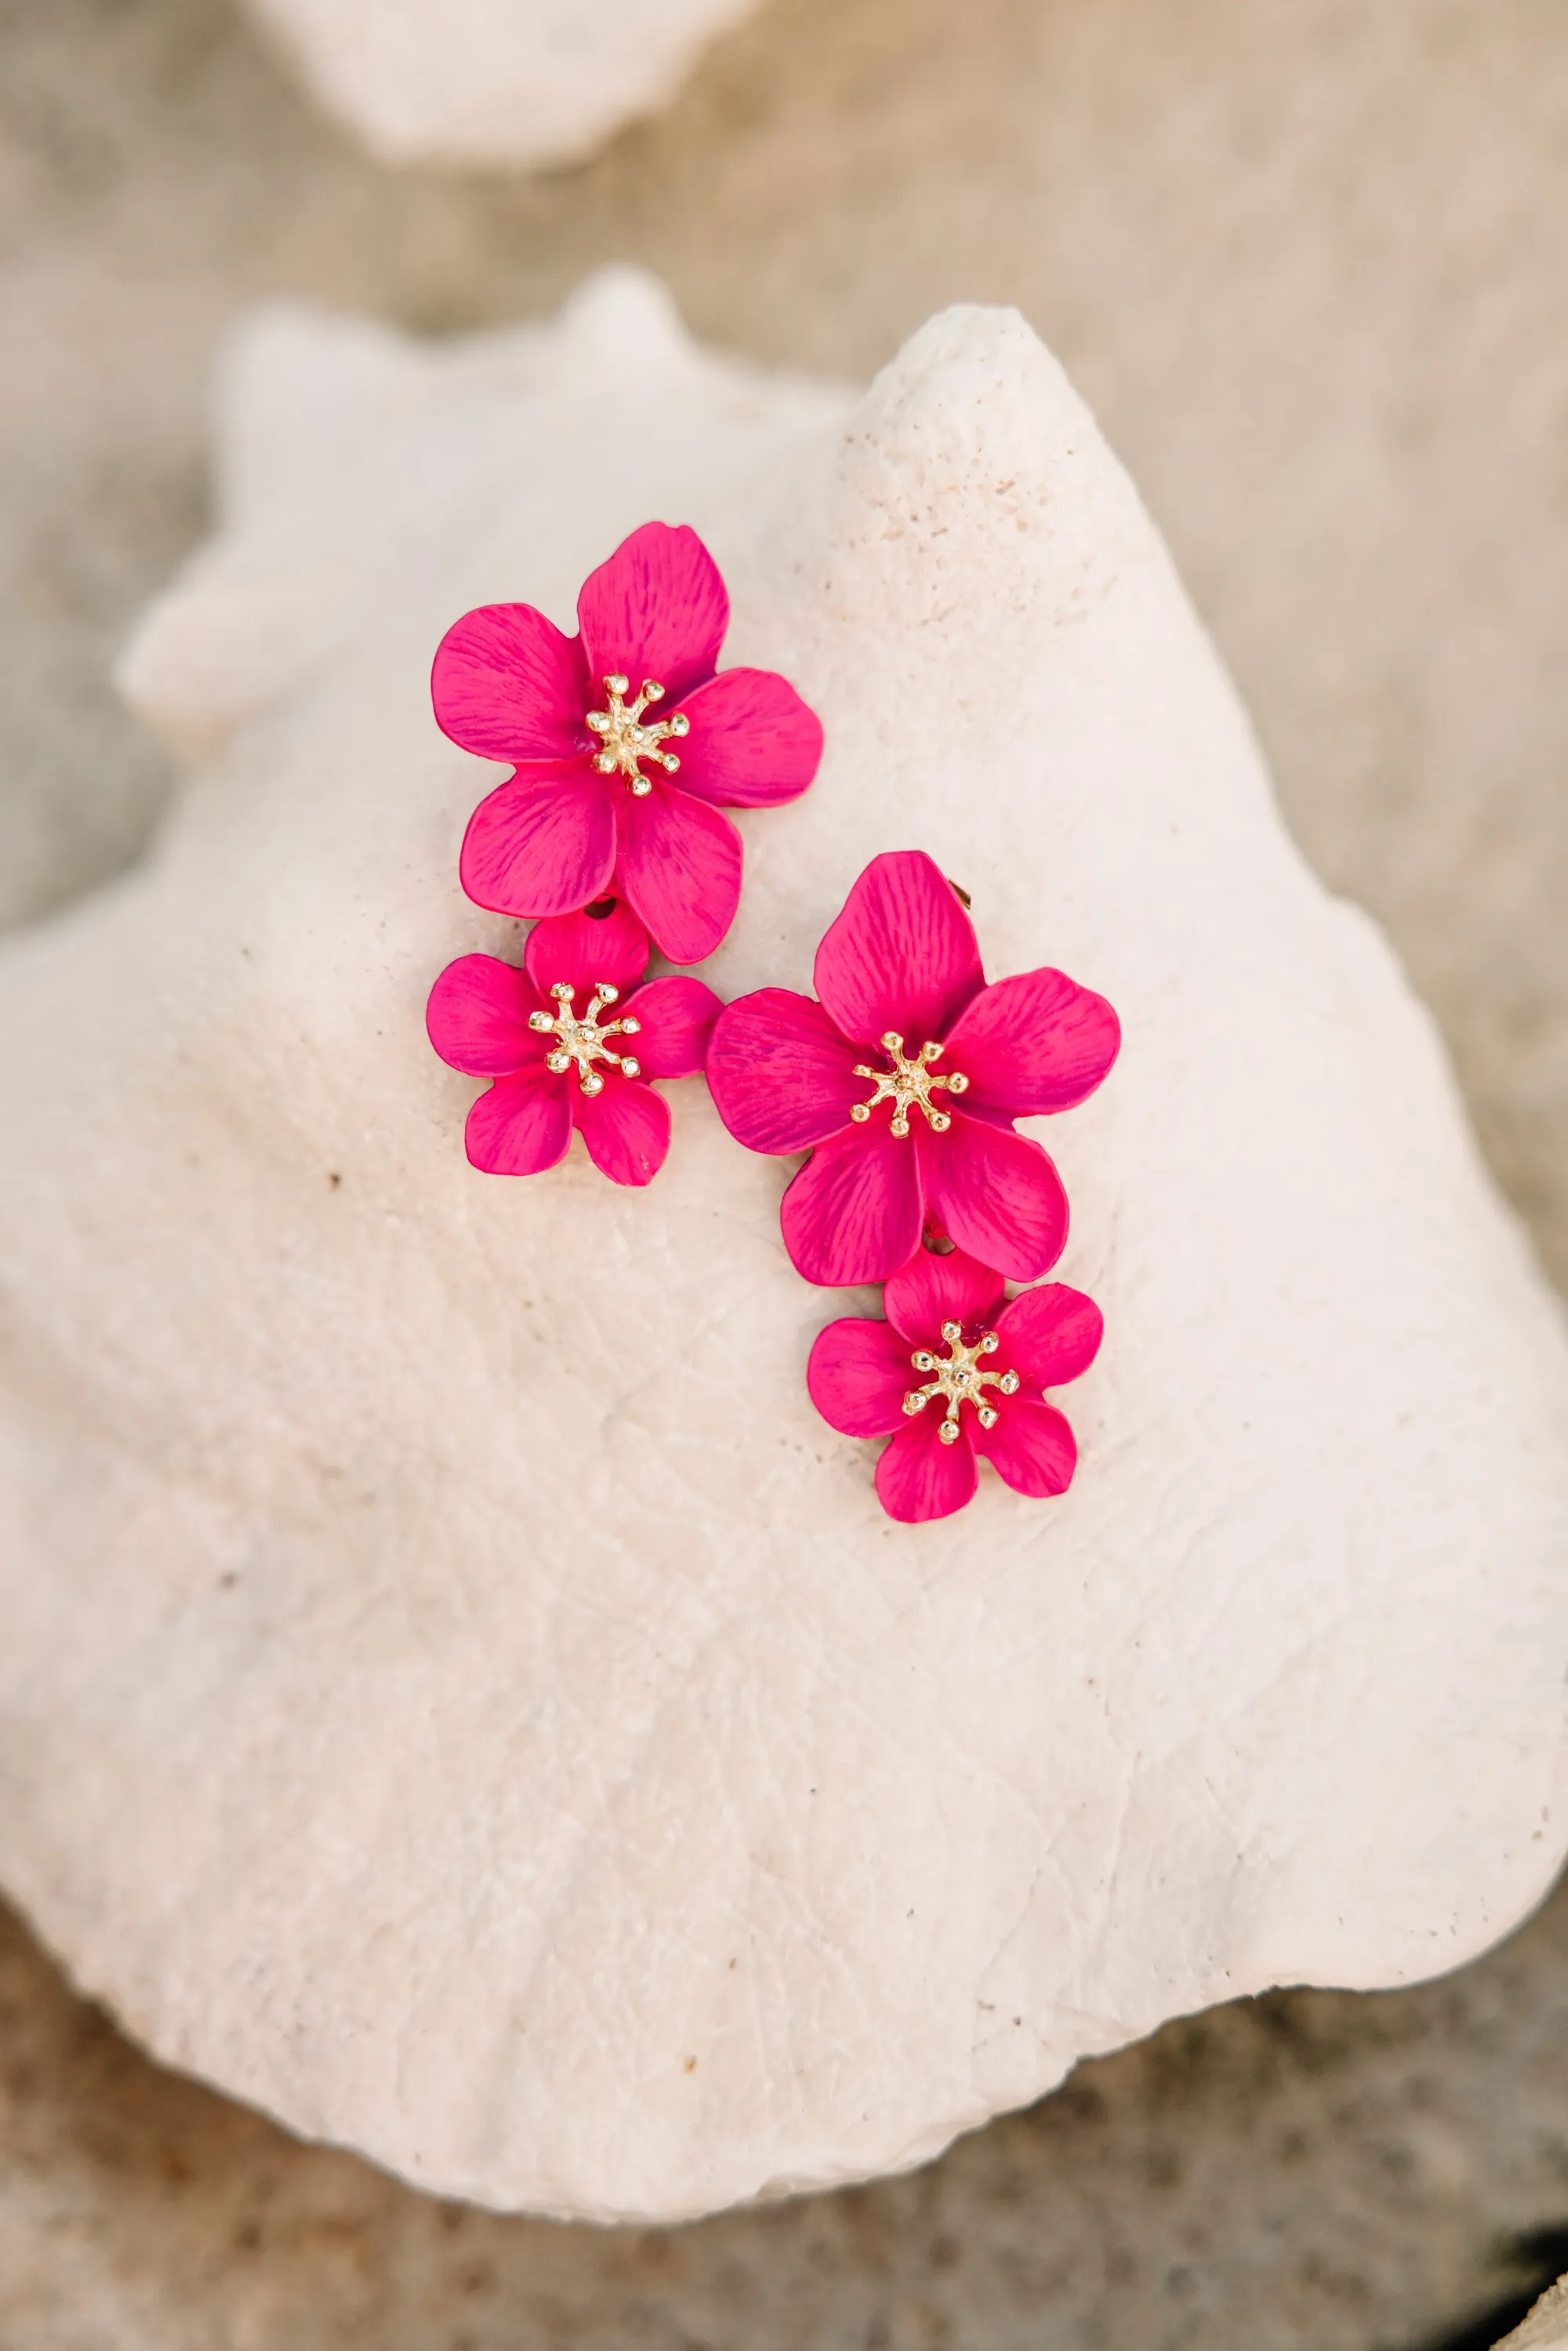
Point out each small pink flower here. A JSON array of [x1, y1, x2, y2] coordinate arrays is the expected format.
[[426, 897, 720, 1187], [808, 1243, 1104, 1524], [706, 851, 1120, 1286], [432, 521, 823, 967]]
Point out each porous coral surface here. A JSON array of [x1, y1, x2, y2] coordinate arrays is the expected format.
[[0, 275, 1564, 2225]]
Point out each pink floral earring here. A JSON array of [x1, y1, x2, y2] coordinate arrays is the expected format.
[[425, 518, 822, 1188], [707, 850, 1120, 1525]]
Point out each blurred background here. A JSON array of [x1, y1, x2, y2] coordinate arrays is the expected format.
[[2, 1, 1568, 2344]]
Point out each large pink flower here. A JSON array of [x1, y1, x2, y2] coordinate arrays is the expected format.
[[426, 897, 720, 1187], [808, 1244, 1104, 1524], [432, 521, 823, 967], [706, 851, 1120, 1286]]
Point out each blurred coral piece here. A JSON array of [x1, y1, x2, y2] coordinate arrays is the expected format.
[[246, 0, 765, 167]]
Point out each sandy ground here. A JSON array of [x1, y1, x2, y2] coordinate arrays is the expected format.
[[2, 0, 1567, 2344]]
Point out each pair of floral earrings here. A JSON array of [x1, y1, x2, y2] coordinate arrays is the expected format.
[[426, 522, 1120, 1523]]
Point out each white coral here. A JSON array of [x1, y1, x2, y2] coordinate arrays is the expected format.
[[0, 271, 1564, 2222]]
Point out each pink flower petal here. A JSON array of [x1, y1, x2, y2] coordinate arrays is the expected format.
[[624, 976, 723, 1080], [807, 1317, 914, 1438], [426, 954, 545, 1076], [916, 1113, 1068, 1282], [813, 851, 985, 1050], [464, 1063, 574, 1176], [431, 603, 590, 762], [615, 779, 742, 965], [459, 772, 617, 919], [874, 1413, 978, 1524], [572, 1070, 672, 1187], [943, 967, 1121, 1119], [671, 669, 823, 808], [973, 1398, 1077, 1498], [706, 990, 862, 1153], [524, 897, 650, 1001], [780, 1123, 924, 1288], [884, 1244, 1007, 1347], [995, 1283, 1104, 1391], [576, 522, 728, 707]]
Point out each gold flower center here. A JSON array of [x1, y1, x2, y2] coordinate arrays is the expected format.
[[584, 674, 690, 796], [903, 1321, 1020, 1445], [850, 1032, 969, 1138], [528, 981, 641, 1095]]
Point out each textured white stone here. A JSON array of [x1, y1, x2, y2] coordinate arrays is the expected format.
[[0, 268, 1565, 2223], [245, 0, 763, 167]]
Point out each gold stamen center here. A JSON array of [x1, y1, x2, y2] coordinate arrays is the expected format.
[[528, 981, 642, 1095], [902, 1321, 1020, 1445], [584, 674, 690, 796], [850, 1032, 969, 1137]]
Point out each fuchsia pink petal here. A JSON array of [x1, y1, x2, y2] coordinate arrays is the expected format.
[[464, 1063, 574, 1176], [431, 604, 590, 763], [524, 897, 650, 1000], [807, 1318, 914, 1439], [945, 967, 1122, 1119], [576, 522, 728, 707], [426, 954, 544, 1076], [460, 771, 616, 918], [884, 1245, 1007, 1346], [615, 780, 743, 965], [672, 669, 824, 808], [875, 1414, 978, 1524], [626, 977, 724, 1080], [972, 1399, 1077, 1498], [706, 990, 865, 1154], [572, 1072, 672, 1187], [780, 1120, 924, 1287], [813, 851, 985, 1050], [996, 1283, 1105, 1390], [916, 1113, 1068, 1282]]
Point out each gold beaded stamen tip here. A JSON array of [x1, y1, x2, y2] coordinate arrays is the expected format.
[[585, 675, 690, 795], [903, 1322, 1020, 1446], [528, 981, 641, 1096], [850, 1032, 969, 1137]]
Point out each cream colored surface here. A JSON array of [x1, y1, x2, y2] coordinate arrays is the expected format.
[[2, 274, 1565, 2222], [245, 0, 763, 164]]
